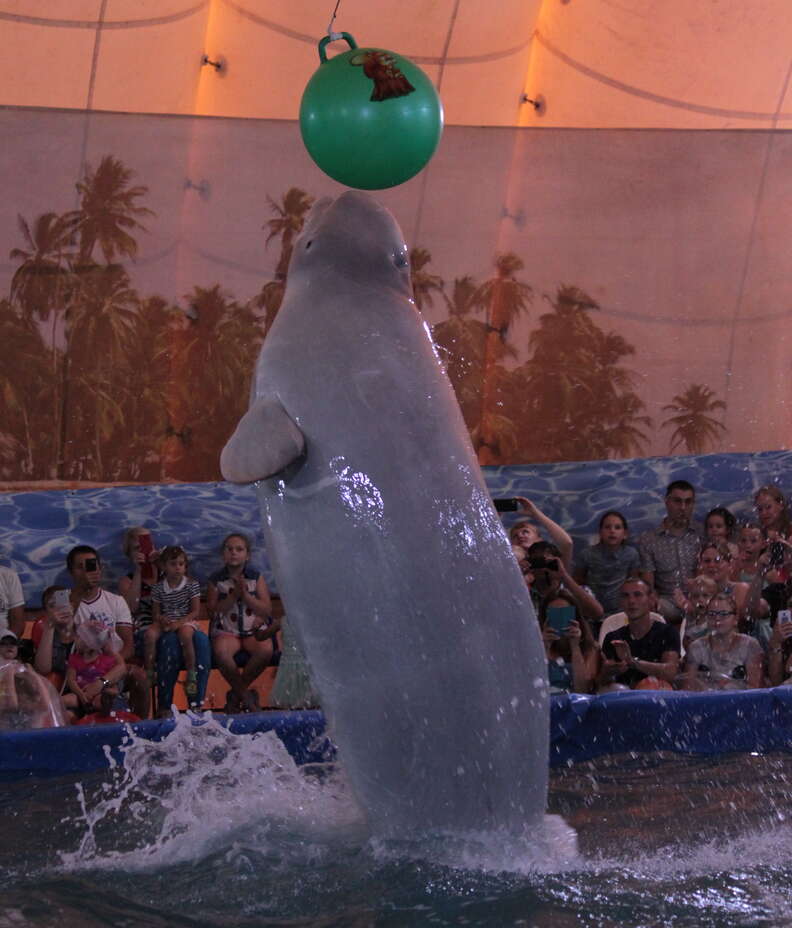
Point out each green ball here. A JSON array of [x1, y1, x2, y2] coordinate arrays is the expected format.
[[300, 35, 444, 190]]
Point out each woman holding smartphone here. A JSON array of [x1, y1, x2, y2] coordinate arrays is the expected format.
[[538, 590, 598, 694], [767, 602, 792, 686]]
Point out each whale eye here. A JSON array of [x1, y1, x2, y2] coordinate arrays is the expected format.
[[394, 251, 408, 269], [305, 240, 313, 250]]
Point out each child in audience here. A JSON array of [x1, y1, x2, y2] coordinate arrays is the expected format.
[[207, 533, 276, 713], [150, 545, 201, 700], [574, 510, 640, 615], [64, 625, 125, 714], [674, 574, 718, 646], [704, 507, 739, 559], [731, 523, 767, 583], [508, 497, 574, 569]]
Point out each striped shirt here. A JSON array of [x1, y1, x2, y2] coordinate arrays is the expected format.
[[151, 577, 200, 619]]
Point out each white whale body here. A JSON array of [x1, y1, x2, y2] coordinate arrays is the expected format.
[[221, 191, 549, 835]]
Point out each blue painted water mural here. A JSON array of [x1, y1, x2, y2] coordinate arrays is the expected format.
[[1, 450, 790, 608]]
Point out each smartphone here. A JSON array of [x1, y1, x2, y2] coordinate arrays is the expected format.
[[84, 557, 98, 572], [778, 609, 792, 625], [52, 589, 70, 610], [494, 498, 519, 512], [546, 604, 576, 635]]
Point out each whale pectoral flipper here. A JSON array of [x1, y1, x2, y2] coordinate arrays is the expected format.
[[220, 397, 305, 484]]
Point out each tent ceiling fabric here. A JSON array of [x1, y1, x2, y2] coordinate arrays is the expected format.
[[3, 0, 789, 127]]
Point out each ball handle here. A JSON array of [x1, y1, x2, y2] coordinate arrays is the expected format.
[[318, 32, 358, 63]]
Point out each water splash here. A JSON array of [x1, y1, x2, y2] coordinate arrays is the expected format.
[[59, 711, 364, 872]]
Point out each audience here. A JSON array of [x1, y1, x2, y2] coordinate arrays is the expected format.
[[8, 478, 792, 733]]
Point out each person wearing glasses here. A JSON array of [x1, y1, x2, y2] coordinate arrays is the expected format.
[[681, 593, 764, 690]]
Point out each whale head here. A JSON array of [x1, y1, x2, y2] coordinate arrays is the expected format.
[[289, 191, 414, 301]]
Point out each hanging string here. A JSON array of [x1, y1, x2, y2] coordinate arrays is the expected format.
[[326, 0, 343, 39]]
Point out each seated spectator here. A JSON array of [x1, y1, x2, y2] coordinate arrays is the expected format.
[[207, 533, 278, 713], [672, 575, 718, 647], [598, 579, 680, 691], [696, 540, 769, 628], [538, 590, 598, 694], [0, 563, 25, 637], [146, 546, 211, 716], [0, 631, 66, 729], [526, 541, 604, 628], [574, 510, 640, 615], [118, 526, 161, 664], [76, 682, 141, 726], [150, 546, 202, 703], [767, 602, 792, 686], [754, 484, 792, 540], [639, 479, 701, 623], [704, 506, 739, 560], [508, 498, 573, 569], [681, 593, 764, 690], [67, 544, 149, 718], [597, 591, 666, 648], [731, 523, 768, 583], [64, 625, 126, 718], [32, 585, 76, 692]]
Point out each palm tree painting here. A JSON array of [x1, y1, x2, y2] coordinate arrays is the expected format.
[[474, 253, 533, 464], [661, 383, 727, 454], [256, 188, 314, 336], [410, 247, 444, 312]]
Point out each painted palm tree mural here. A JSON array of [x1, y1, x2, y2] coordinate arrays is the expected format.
[[1, 162, 732, 483], [661, 383, 727, 454], [256, 187, 314, 336]]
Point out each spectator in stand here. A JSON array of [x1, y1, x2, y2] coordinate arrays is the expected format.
[[703, 507, 739, 560], [754, 485, 792, 540], [118, 526, 161, 665], [672, 574, 718, 648], [150, 545, 210, 714], [639, 480, 702, 624], [508, 498, 573, 569], [526, 541, 604, 628], [207, 533, 277, 713], [767, 599, 792, 686], [67, 544, 149, 718], [32, 585, 76, 694], [597, 584, 665, 648], [696, 540, 769, 629], [598, 578, 680, 691], [574, 510, 640, 615], [681, 593, 764, 690], [731, 523, 769, 583], [63, 624, 126, 717], [0, 564, 25, 637], [538, 589, 598, 694]]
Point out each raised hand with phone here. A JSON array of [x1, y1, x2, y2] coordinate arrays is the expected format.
[[539, 592, 597, 694]]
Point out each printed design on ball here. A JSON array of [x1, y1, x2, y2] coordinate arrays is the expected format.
[[349, 51, 415, 101]]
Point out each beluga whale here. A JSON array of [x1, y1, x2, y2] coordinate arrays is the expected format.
[[221, 191, 549, 837]]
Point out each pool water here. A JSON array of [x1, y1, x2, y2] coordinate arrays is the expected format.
[[2, 716, 792, 927]]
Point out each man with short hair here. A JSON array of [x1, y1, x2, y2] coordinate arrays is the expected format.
[[639, 479, 701, 622], [67, 545, 150, 718], [598, 578, 680, 689]]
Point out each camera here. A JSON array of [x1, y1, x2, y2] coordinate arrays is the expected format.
[[84, 557, 98, 572], [528, 556, 559, 571], [493, 498, 519, 512]]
